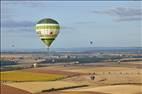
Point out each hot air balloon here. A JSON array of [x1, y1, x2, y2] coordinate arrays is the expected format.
[[35, 18, 60, 49], [90, 41, 93, 45]]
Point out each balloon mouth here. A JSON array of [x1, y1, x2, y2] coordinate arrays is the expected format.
[[41, 38, 55, 47]]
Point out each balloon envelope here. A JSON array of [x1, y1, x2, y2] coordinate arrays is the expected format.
[[35, 18, 60, 47]]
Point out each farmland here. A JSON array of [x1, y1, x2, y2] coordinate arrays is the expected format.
[[0, 84, 32, 94], [70, 85, 142, 94], [5, 81, 84, 93], [1, 71, 64, 82], [1, 51, 142, 94], [40, 91, 108, 94]]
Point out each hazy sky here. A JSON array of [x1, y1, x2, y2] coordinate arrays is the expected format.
[[1, 1, 142, 50]]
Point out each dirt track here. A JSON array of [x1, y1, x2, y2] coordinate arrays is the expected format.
[[0, 84, 31, 94]]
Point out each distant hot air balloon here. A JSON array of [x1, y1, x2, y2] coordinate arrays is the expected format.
[[90, 41, 93, 45], [11, 45, 15, 47], [35, 18, 60, 48]]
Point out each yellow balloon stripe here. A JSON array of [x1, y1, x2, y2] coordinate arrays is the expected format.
[[39, 35, 57, 38]]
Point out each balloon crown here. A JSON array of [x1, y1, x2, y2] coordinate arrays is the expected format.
[[37, 18, 59, 24]]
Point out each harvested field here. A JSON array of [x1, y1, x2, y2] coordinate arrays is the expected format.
[[39, 91, 108, 94], [0, 84, 31, 94], [70, 73, 142, 85], [24, 68, 85, 77], [61, 65, 142, 85], [63, 66, 142, 74], [61, 91, 109, 94], [33, 64, 142, 74], [70, 85, 142, 94], [1, 71, 64, 82], [5, 81, 84, 93]]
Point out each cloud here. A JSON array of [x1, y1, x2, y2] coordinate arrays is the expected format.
[[1, 2, 35, 32], [93, 7, 142, 22], [75, 21, 96, 25], [2, 20, 35, 28], [2, 1, 49, 8], [1, 20, 75, 33], [116, 17, 142, 22], [1, 20, 35, 32], [61, 26, 76, 31]]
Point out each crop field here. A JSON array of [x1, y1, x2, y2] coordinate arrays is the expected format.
[[1, 71, 64, 82], [61, 91, 107, 94], [70, 85, 142, 94], [0, 84, 31, 94], [5, 81, 84, 93], [24, 68, 85, 77], [42, 91, 107, 94]]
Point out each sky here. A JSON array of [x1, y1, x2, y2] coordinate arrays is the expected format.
[[1, 1, 142, 50]]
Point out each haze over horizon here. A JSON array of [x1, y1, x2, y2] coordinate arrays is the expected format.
[[1, 1, 142, 50]]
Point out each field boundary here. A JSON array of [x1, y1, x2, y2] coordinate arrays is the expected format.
[[41, 85, 89, 92]]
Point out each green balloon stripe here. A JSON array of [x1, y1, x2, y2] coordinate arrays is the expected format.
[[37, 18, 59, 24], [36, 26, 60, 30]]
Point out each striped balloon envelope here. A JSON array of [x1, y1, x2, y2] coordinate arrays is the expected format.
[[35, 18, 60, 47]]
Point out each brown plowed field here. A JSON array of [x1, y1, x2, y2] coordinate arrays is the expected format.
[[0, 84, 31, 94]]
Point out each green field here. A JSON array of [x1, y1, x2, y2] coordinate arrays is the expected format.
[[1, 71, 64, 82]]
